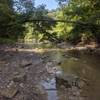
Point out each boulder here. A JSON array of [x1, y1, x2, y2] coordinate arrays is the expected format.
[[55, 73, 79, 88]]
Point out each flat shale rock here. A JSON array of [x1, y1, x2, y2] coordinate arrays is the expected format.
[[0, 84, 18, 98], [13, 72, 27, 82], [20, 60, 32, 68]]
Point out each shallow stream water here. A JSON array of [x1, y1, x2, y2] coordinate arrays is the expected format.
[[40, 48, 100, 100]]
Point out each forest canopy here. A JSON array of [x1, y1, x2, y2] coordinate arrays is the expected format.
[[0, 0, 100, 44]]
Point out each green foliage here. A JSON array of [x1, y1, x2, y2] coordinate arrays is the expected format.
[[54, 0, 100, 43], [0, 0, 99, 44], [0, 0, 26, 39], [13, 0, 35, 14]]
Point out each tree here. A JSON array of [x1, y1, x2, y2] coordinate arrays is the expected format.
[[13, 0, 34, 14], [31, 5, 58, 42], [55, 0, 100, 43], [0, 0, 25, 39]]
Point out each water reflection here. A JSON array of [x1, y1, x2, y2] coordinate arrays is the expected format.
[[41, 78, 59, 100], [61, 54, 100, 100]]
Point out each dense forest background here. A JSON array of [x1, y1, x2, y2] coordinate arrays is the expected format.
[[0, 0, 100, 44]]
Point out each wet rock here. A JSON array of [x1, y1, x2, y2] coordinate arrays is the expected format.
[[20, 60, 32, 68], [0, 82, 18, 98], [71, 86, 78, 92], [71, 86, 80, 96], [33, 85, 47, 95], [56, 75, 71, 88], [57, 61, 62, 65], [41, 55, 49, 59], [55, 73, 79, 88], [55, 72, 88, 90], [45, 61, 62, 74], [46, 62, 53, 67], [45, 62, 54, 74], [77, 80, 86, 89], [13, 72, 27, 82]]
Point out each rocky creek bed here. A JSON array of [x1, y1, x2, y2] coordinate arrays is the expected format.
[[0, 44, 49, 100], [0, 43, 100, 100]]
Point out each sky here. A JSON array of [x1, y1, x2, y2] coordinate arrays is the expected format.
[[35, 0, 58, 10]]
